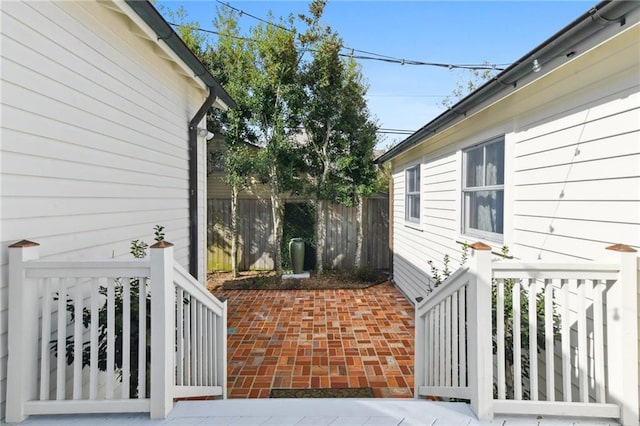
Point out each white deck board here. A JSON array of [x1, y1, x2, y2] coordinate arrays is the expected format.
[[14, 399, 620, 425]]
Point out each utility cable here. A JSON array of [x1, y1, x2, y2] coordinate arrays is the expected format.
[[215, 0, 292, 33], [182, 2, 509, 71]]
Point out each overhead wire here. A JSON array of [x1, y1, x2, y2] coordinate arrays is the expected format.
[[214, 0, 292, 33], [167, 22, 255, 43], [169, 2, 510, 71]]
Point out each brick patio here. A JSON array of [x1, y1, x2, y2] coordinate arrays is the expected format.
[[216, 282, 415, 398]]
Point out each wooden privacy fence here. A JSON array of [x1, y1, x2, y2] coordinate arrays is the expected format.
[[414, 242, 638, 425], [207, 195, 389, 271], [6, 240, 227, 422]]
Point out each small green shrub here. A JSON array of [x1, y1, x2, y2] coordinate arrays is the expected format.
[[427, 243, 560, 400]]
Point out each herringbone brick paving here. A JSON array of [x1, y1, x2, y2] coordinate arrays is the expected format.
[[217, 282, 415, 398]]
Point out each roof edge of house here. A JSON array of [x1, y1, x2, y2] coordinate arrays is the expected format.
[[375, 0, 639, 165], [123, 0, 236, 110]]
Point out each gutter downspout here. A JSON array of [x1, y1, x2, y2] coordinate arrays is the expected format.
[[188, 90, 217, 280], [119, 0, 236, 280]]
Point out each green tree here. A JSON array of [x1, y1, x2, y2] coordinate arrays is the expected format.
[[300, 26, 379, 274], [206, 12, 259, 277], [210, 6, 321, 273], [160, 5, 208, 55], [166, 6, 254, 276], [439, 63, 499, 109]]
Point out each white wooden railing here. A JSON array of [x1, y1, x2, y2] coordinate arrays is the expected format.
[[415, 242, 639, 426], [6, 240, 227, 423]]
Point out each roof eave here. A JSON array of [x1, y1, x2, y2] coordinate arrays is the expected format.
[[375, 0, 639, 164], [121, 0, 236, 110]]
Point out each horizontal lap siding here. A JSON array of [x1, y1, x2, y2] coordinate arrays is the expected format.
[[512, 86, 640, 262], [391, 153, 463, 303], [389, 24, 640, 315], [0, 1, 206, 418], [508, 29, 640, 407]]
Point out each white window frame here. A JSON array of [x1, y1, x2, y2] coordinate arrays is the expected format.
[[405, 164, 421, 223], [462, 137, 504, 242]]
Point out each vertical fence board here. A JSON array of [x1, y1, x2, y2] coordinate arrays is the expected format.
[[512, 279, 522, 400], [138, 278, 147, 399], [459, 285, 466, 387], [90, 280, 99, 400], [185, 296, 191, 386], [452, 291, 459, 387], [106, 279, 115, 399], [73, 280, 83, 400], [40, 278, 52, 401], [122, 278, 131, 399], [577, 281, 588, 403], [561, 280, 571, 402], [176, 288, 184, 386], [528, 279, 538, 401], [207, 196, 389, 271], [56, 278, 66, 401], [496, 279, 506, 399], [593, 281, 606, 403], [544, 280, 554, 402]]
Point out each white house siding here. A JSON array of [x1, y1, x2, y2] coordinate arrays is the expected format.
[[510, 73, 640, 262], [512, 20, 639, 259], [389, 15, 639, 407], [390, 16, 639, 299], [0, 0, 209, 418]]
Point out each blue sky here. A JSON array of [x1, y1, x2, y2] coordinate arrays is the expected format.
[[157, 1, 596, 148]]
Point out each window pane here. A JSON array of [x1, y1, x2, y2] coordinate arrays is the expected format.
[[408, 194, 420, 220], [466, 147, 484, 187], [466, 190, 503, 234], [485, 140, 504, 186], [407, 166, 419, 193]]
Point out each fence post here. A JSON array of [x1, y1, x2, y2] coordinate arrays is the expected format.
[[467, 242, 493, 421], [150, 241, 176, 419], [605, 244, 638, 426], [6, 240, 40, 423]]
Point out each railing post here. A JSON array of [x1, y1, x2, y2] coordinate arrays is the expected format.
[[6, 240, 40, 423], [414, 304, 425, 400], [219, 300, 228, 398], [150, 241, 176, 419], [467, 242, 493, 421], [605, 244, 639, 426]]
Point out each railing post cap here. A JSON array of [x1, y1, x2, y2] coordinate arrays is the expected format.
[[469, 241, 492, 251], [605, 243, 637, 253], [151, 240, 174, 249], [8, 240, 40, 248]]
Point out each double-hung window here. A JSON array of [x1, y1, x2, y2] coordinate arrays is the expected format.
[[405, 165, 421, 223], [462, 137, 504, 240]]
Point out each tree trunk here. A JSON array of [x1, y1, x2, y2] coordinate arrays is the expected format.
[[269, 165, 284, 273], [315, 198, 326, 275], [230, 184, 239, 278], [354, 193, 364, 269], [314, 126, 332, 276]]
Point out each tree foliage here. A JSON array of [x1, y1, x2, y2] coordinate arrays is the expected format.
[[439, 63, 500, 109], [168, 1, 380, 273], [299, 16, 379, 273]]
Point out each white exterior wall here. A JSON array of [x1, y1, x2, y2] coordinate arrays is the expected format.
[[0, 0, 209, 418], [390, 16, 640, 302], [390, 14, 639, 407]]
